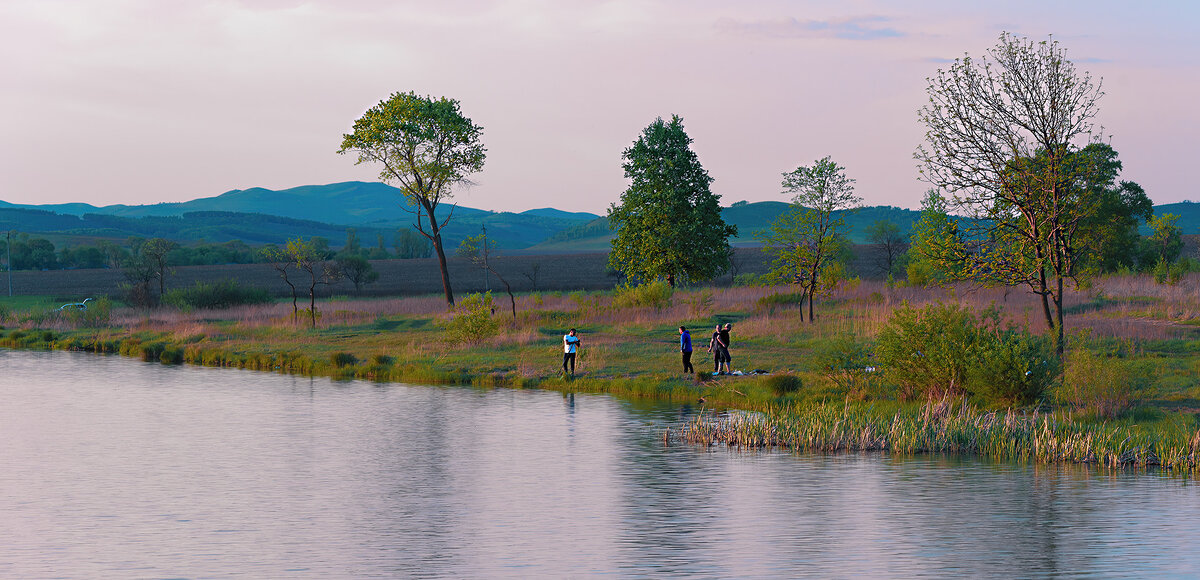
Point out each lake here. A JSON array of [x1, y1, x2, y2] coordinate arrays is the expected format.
[[2, 349, 1198, 578]]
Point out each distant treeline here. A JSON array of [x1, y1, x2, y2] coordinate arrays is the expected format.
[[0, 228, 433, 271]]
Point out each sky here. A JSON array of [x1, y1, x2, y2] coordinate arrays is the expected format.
[[1, 0, 1197, 215]]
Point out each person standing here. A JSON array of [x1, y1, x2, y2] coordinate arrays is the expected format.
[[562, 328, 581, 377], [679, 326, 694, 373], [719, 323, 733, 374], [708, 324, 726, 375]]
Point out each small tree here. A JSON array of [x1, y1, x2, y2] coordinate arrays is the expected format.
[[457, 234, 516, 320], [866, 219, 908, 278], [289, 238, 338, 328], [1143, 213, 1183, 266], [760, 156, 861, 322], [261, 245, 300, 317], [140, 238, 178, 297], [607, 115, 737, 287], [339, 92, 486, 307], [334, 253, 379, 293]]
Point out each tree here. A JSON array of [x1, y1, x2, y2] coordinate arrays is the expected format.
[[457, 234, 516, 320], [1071, 144, 1152, 272], [262, 238, 337, 326], [915, 32, 1106, 355], [139, 238, 178, 296], [334, 253, 379, 293], [338, 91, 486, 307], [1144, 213, 1183, 266], [607, 115, 737, 287], [760, 156, 861, 322], [866, 219, 909, 278], [393, 229, 433, 259]]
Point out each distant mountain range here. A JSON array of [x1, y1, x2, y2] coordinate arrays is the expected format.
[[1, 181, 1195, 252]]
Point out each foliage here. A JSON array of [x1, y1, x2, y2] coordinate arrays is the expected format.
[[163, 280, 272, 310], [393, 228, 433, 259], [875, 302, 1057, 405], [334, 253, 379, 292], [439, 292, 499, 345], [1072, 144, 1152, 272], [611, 281, 674, 310], [331, 352, 358, 368], [1060, 346, 1149, 419], [607, 115, 737, 287], [916, 32, 1107, 354], [760, 156, 860, 322], [457, 233, 517, 319], [812, 334, 876, 398], [866, 219, 908, 278], [339, 91, 487, 307], [1143, 213, 1183, 267]]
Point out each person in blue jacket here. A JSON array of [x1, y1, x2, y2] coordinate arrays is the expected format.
[[679, 326, 694, 373]]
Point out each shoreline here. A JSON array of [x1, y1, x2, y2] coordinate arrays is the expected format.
[[5, 326, 1198, 473]]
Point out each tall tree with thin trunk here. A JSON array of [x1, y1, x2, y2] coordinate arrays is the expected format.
[[916, 32, 1106, 355], [338, 91, 486, 307]]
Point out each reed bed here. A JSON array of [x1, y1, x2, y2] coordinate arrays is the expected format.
[[681, 399, 1200, 471]]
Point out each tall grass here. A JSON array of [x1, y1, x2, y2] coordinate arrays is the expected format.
[[681, 399, 1200, 471]]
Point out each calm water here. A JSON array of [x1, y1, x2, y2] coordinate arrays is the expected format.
[[2, 350, 1199, 578]]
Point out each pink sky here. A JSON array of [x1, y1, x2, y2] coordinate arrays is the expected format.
[[1, 1, 1196, 214]]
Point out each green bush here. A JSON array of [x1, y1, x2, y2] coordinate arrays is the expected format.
[[1059, 347, 1149, 418], [875, 302, 1055, 405], [331, 352, 358, 368], [163, 280, 272, 310], [763, 373, 803, 396], [733, 273, 767, 287], [813, 334, 876, 398], [63, 297, 113, 327], [0, 302, 9, 323], [439, 292, 499, 346], [612, 281, 673, 309]]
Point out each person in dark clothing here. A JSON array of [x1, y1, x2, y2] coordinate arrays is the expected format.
[[679, 326, 694, 373], [719, 323, 732, 371], [708, 324, 728, 374]]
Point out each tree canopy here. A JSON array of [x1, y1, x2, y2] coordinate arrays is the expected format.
[[760, 156, 861, 322], [915, 32, 1109, 354], [338, 91, 486, 306], [607, 115, 736, 287]]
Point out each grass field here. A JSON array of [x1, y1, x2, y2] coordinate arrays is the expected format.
[[4, 271, 1200, 470]]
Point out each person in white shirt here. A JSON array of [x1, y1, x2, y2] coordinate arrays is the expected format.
[[562, 328, 581, 377]]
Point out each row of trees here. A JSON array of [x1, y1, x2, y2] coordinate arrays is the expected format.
[[0, 230, 432, 273]]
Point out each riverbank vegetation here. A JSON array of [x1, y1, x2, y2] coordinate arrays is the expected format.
[[2, 273, 1200, 470]]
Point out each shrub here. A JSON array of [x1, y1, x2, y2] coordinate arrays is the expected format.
[[813, 334, 875, 398], [0, 302, 9, 323], [763, 373, 803, 396], [875, 302, 1054, 405], [612, 281, 674, 309], [64, 296, 113, 327], [439, 292, 499, 346], [369, 354, 394, 366], [331, 352, 358, 368], [1059, 347, 1149, 419], [163, 280, 272, 310]]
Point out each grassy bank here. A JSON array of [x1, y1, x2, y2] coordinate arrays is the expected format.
[[3, 274, 1200, 471]]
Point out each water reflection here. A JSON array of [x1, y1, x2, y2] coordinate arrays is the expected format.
[[1, 349, 1198, 578]]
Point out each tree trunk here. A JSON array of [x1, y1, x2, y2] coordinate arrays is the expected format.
[[309, 281, 317, 328], [424, 202, 455, 307], [1054, 276, 1065, 358]]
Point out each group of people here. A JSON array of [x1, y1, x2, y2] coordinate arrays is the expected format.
[[560, 323, 733, 378], [680, 324, 732, 375]]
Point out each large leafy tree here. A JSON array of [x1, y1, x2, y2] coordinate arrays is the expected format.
[[338, 91, 486, 307], [760, 156, 861, 322], [607, 115, 737, 287], [915, 32, 1106, 354]]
